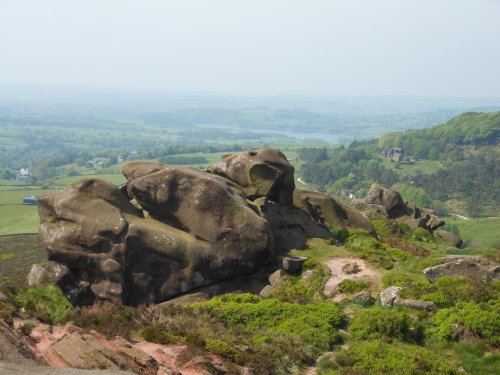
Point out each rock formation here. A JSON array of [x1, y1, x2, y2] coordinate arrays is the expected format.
[[380, 286, 436, 311], [353, 183, 445, 232], [210, 148, 295, 206], [37, 148, 390, 306], [423, 256, 499, 283]]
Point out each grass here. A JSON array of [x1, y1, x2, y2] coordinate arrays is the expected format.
[[0, 205, 40, 235], [290, 238, 348, 262], [442, 216, 500, 248], [52, 173, 127, 186]]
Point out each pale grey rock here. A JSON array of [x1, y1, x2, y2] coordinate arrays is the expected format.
[[380, 286, 403, 307]]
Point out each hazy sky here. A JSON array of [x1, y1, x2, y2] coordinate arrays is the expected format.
[[1, 0, 500, 98]]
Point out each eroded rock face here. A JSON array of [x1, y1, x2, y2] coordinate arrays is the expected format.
[[39, 148, 378, 306], [211, 148, 295, 206]]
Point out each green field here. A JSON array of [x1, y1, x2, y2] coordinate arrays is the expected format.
[[52, 173, 127, 186], [0, 205, 40, 235], [443, 216, 500, 248], [0, 187, 58, 205], [382, 159, 443, 175]]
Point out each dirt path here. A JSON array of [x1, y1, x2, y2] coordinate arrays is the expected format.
[[305, 258, 382, 374], [297, 176, 308, 185], [323, 257, 381, 302], [450, 213, 469, 220]]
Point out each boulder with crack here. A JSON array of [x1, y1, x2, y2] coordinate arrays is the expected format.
[[38, 172, 271, 306]]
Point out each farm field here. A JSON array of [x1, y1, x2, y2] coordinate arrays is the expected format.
[[381, 158, 443, 175]]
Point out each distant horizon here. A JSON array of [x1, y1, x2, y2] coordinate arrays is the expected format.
[[1, 0, 499, 99], [2, 82, 500, 103]]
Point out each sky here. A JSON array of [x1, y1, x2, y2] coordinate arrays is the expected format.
[[1, 0, 500, 98]]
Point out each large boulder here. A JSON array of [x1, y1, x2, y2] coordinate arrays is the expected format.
[[423, 256, 499, 283], [38, 175, 271, 306], [210, 148, 295, 206], [365, 184, 409, 218], [293, 189, 375, 233]]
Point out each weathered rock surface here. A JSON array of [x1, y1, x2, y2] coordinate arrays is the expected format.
[[380, 286, 403, 307], [350, 292, 375, 306], [294, 189, 375, 233], [27, 264, 49, 288], [0, 364, 136, 375], [423, 256, 499, 283], [180, 356, 225, 375], [252, 197, 332, 250], [210, 148, 295, 206], [268, 269, 286, 287], [397, 298, 436, 311], [38, 148, 377, 306], [38, 176, 271, 306], [380, 286, 436, 310], [354, 183, 445, 232], [259, 285, 277, 298], [0, 321, 39, 366], [279, 256, 308, 274]]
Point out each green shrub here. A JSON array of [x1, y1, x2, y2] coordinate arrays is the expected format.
[[428, 301, 500, 346], [337, 280, 371, 294], [204, 338, 243, 363], [382, 273, 499, 307], [196, 294, 343, 355], [345, 232, 394, 269], [20, 321, 36, 336], [15, 284, 72, 324], [136, 302, 312, 373], [382, 272, 429, 299], [349, 308, 410, 342], [326, 340, 456, 374], [0, 300, 15, 325], [139, 325, 183, 345], [72, 303, 139, 339], [271, 261, 329, 304]]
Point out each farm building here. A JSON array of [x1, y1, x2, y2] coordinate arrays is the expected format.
[[340, 188, 355, 198]]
